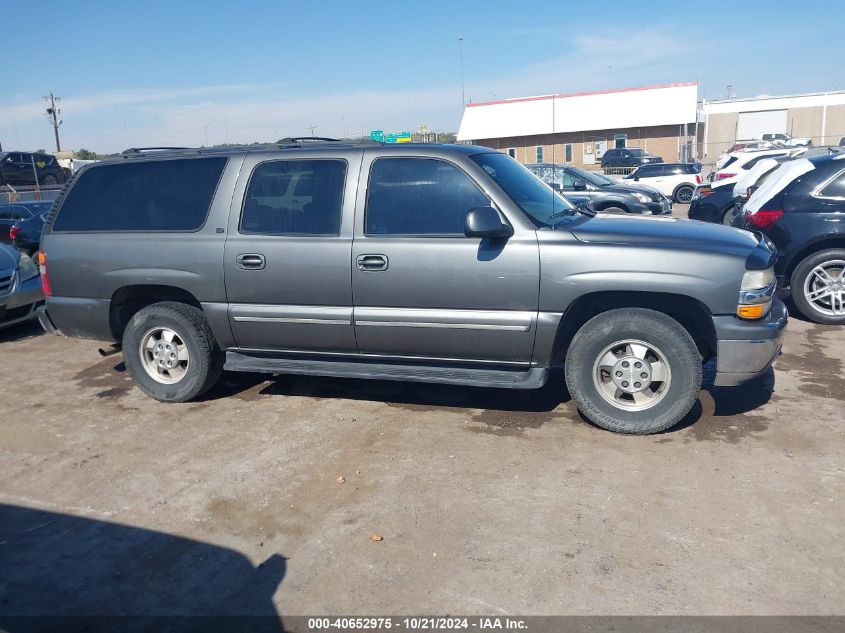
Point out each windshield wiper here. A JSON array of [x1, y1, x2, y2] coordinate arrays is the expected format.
[[549, 202, 594, 227]]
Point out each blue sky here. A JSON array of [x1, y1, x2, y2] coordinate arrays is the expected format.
[[1, 0, 842, 153]]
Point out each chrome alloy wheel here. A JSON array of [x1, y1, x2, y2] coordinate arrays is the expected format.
[[139, 327, 190, 384], [592, 339, 671, 411], [803, 260, 845, 317]]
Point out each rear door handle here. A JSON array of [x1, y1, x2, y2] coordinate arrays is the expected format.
[[236, 253, 266, 270], [356, 254, 388, 271]]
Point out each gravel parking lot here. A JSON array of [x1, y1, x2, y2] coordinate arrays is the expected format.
[[1, 205, 843, 618]]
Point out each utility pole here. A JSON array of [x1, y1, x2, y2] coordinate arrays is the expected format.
[[44, 92, 62, 152], [307, 124, 318, 137]]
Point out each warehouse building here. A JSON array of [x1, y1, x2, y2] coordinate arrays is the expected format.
[[456, 82, 699, 166], [701, 90, 845, 160]]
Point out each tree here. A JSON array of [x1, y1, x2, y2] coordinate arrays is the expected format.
[[75, 149, 99, 160], [35, 149, 46, 154]]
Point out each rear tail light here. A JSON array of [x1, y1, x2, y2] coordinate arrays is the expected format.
[[9, 225, 20, 240], [697, 186, 713, 198], [37, 251, 52, 296], [715, 172, 736, 180], [695, 175, 701, 184], [745, 209, 783, 230]]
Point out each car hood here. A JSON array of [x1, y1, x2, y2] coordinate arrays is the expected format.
[[0, 243, 18, 271], [569, 214, 758, 257], [602, 182, 663, 197]]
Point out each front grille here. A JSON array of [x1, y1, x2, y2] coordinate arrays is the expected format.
[[0, 269, 14, 296]]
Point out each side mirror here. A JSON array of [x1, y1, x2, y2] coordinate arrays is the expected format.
[[633, 176, 640, 181], [464, 207, 513, 239], [550, 182, 562, 192], [572, 179, 587, 191]]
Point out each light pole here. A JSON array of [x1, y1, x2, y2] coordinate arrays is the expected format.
[[457, 37, 465, 107], [204, 119, 215, 147]]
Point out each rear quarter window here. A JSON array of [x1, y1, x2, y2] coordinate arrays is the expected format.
[[52, 157, 227, 232]]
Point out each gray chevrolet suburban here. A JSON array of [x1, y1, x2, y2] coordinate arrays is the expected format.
[[36, 140, 787, 434]]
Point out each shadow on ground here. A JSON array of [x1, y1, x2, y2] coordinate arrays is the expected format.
[[0, 504, 286, 631], [0, 320, 43, 344]]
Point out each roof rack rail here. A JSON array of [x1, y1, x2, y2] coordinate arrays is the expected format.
[[121, 147, 190, 156], [276, 136, 342, 144]]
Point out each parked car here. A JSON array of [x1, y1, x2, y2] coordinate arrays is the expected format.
[[689, 158, 786, 225], [9, 201, 53, 256], [739, 153, 845, 324], [725, 140, 778, 154], [36, 141, 786, 434], [0, 152, 67, 187], [0, 242, 43, 329], [761, 133, 812, 148], [526, 163, 671, 215], [622, 163, 701, 203], [713, 148, 794, 181], [0, 201, 52, 246], [601, 148, 663, 169]]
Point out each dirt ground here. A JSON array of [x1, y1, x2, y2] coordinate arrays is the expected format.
[[0, 207, 843, 617]]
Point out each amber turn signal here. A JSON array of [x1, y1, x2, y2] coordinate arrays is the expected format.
[[737, 304, 766, 319]]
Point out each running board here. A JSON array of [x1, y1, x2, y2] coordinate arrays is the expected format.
[[224, 352, 548, 390]]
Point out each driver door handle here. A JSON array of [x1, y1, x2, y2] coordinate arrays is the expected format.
[[356, 254, 388, 271], [236, 253, 266, 270]]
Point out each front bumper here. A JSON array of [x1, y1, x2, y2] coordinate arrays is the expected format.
[[0, 274, 44, 330], [711, 298, 788, 386]]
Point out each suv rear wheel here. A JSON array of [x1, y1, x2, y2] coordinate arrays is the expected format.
[[673, 184, 694, 204], [565, 308, 702, 434], [791, 249, 845, 325], [122, 301, 224, 402]]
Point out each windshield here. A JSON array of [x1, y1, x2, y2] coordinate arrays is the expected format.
[[472, 153, 577, 228], [568, 165, 613, 186]]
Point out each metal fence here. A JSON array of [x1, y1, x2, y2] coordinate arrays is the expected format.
[[602, 166, 638, 177], [0, 186, 62, 205]]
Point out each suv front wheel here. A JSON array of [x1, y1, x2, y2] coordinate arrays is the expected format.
[[565, 308, 702, 434], [123, 301, 224, 402]]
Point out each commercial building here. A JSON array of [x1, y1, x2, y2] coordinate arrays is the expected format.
[[456, 82, 699, 166], [701, 90, 845, 160]]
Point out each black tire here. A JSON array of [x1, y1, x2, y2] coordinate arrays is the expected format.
[[122, 301, 223, 402], [42, 174, 58, 185], [721, 205, 738, 225], [564, 308, 702, 434], [600, 206, 627, 214], [673, 184, 694, 204], [790, 249, 845, 325]]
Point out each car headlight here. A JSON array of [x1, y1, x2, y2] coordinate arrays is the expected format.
[[737, 268, 775, 319], [18, 252, 39, 282], [632, 192, 651, 204]]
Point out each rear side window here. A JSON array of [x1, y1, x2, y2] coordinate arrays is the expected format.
[[818, 169, 845, 199], [721, 156, 738, 170], [241, 159, 346, 235], [52, 157, 226, 232], [366, 157, 488, 235]]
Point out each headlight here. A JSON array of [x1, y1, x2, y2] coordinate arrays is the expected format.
[[17, 252, 39, 282], [632, 192, 651, 204], [737, 268, 775, 319]]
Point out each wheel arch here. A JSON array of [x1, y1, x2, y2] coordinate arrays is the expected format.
[[109, 284, 202, 341], [551, 291, 716, 365], [784, 237, 845, 284]]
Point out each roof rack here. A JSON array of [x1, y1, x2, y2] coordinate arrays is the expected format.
[[121, 147, 190, 155], [276, 136, 342, 144]]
